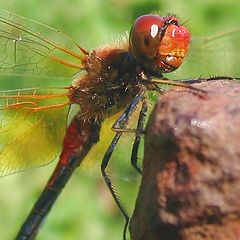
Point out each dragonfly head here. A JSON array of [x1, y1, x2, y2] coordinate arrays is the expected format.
[[129, 14, 190, 75]]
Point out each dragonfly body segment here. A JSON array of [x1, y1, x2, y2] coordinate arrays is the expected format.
[[70, 47, 143, 122]]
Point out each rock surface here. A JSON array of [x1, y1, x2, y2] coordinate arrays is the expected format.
[[130, 79, 240, 240]]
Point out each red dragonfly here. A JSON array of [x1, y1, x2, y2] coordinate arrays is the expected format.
[[0, 10, 239, 240]]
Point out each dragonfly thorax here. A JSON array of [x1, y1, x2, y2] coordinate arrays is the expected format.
[[69, 48, 145, 123]]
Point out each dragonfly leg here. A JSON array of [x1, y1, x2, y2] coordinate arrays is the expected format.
[[101, 132, 129, 240], [15, 119, 100, 240], [130, 98, 148, 175], [177, 76, 240, 84], [101, 90, 145, 240], [111, 93, 147, 175]]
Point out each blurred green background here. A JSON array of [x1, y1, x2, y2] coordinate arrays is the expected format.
[[0, 0, 239, 240]]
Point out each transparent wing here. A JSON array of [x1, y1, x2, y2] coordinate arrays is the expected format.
[[169, 27, 240, 79], [0, 87, 70, 177], [0, 10, 86, 78]]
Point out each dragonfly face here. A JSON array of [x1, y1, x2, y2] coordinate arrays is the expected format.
[[129, 14, 190, 75]]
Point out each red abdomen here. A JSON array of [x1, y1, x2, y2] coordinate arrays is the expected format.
[[59, 118, 89, 166]]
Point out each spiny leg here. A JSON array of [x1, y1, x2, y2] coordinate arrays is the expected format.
[[101, 91, 144, 240], [130, 98, 148, 175], [176, 76, 240, 84], [111, 95, 148, 175]]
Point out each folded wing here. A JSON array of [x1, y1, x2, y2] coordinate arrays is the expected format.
[[0, 87, 70, 176]]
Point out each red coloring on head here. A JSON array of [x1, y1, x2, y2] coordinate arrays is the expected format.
[[130, 14, 190, 73]]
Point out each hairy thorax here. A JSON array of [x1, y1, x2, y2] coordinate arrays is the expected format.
[[69, 47, 144, 123]]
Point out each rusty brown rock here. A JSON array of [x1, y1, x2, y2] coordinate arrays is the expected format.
[[129, 79, 240, 240]]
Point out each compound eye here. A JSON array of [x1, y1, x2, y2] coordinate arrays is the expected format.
[[130, 14, 165, 62], [130, 14, 190, 74]]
